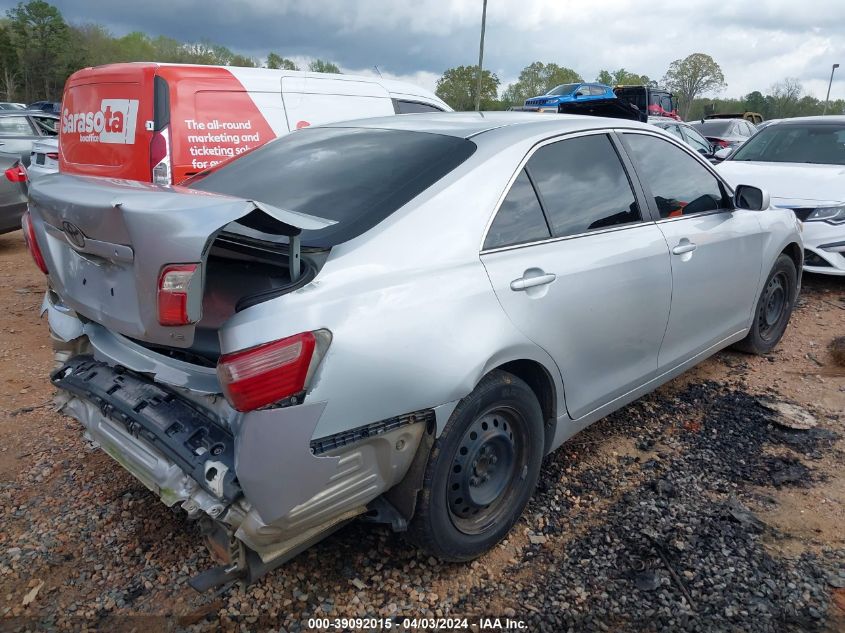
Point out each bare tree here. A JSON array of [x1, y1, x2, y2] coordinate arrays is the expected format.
[[769, 78, 803, 118]]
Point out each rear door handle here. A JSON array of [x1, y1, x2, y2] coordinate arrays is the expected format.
[[672, 242, 697, 255], [510, 273, 556, 291]]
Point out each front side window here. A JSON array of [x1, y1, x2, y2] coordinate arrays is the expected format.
[[0, 116, 33, 135], [527, 134, 641, 238], [682, 126, 711, 154], [624, 133, 729, 218], [484, 170, 550, 250]]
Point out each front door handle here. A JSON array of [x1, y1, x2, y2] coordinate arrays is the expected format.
[[510, 272, 556, 291], [672, 241, 697, 255]]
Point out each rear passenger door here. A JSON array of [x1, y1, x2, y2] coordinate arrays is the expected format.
[[620, 131, 765, 369], [0, 115, 38, 161], [481, 132, 672, 419]]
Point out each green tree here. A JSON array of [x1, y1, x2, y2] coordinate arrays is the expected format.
[[308, 59, 340, 74], [266, 52, 297, 70], [500, 61, 581, 106], [662, 53, 726, 120], [229, 53, 256, 67], [743, 90, 768, 117], [7, 0, 70, 101], [595, 68, 653, 87], [436, 64, 500, 111], [0, 25, 19, 100]]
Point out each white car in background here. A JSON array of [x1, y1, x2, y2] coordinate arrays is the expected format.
[[28, 137, 58, 180], [716, 116, 845, 275]]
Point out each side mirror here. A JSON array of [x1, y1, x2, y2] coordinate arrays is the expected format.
[[714, 146, 733, 160], [734, 184, 770, 211]]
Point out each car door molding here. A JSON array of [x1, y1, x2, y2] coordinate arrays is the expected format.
[[479, 129, 656, 255]]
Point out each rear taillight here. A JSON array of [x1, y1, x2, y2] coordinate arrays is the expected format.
[[5, 164, 27, 183], [150, 125, 172, 185], [21, 211, 48, 274], [714, 138, 730, 148], [157, 263, 200, 326], [217, 330, 331, 412], [45, 152, 58, 160]]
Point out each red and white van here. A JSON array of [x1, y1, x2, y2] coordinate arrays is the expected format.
[[59, 63, 450, 184]]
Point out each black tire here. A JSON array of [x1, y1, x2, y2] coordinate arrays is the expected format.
[[734, 254, 797, 355], [407, 370, 544, 562]]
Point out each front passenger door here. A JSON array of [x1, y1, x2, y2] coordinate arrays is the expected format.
[[481, 133, 672, 419], [621, 132, 765, 369]]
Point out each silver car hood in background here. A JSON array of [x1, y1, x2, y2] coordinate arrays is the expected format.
[[28, 174, 334, 348]]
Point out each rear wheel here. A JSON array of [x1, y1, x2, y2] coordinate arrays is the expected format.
[[734, 254, 797, 355], [407, 370, 544, 561]]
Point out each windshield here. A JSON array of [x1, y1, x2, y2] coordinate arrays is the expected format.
[[730, 123, 845, 165], [546, 83, 579, 96], [690, 120, 733, 136], [189, 127, 477, 247]]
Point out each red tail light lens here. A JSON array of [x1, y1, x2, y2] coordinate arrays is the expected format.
[[5, 164, 27, 183], [217, 332, 318, 412], [21, 211, 48, 274], [45, 152, 59, 160], [157, 264, 199, 325], [714, 139, 730, 148]]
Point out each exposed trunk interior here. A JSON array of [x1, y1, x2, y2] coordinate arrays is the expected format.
[[137, 231, 329, 365]]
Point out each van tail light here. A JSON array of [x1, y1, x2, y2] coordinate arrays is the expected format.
[[5, 163, 27, 183], [150, 125, 172, 185], [21, 211, 48, 274], [157, 263, 200, 325], [217, 330, 331, 412]]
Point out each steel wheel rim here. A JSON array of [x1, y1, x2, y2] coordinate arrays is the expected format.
[[446, 406, 528, 535], [758, 271, 789, 341]]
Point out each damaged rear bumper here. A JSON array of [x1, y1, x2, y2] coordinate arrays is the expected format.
[[51, 349, 428, 587]]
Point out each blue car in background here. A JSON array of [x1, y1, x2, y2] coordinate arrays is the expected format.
[[524, 82, 616, 112]]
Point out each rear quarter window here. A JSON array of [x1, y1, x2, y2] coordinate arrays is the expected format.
[[190, 127, 476, 247]]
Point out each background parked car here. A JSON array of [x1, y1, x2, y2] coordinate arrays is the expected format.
[[690, 118, 757, 149], [716, 116, 845, 276], [27, 101, 61, 114], [523, 82, 616, 112], [28, 137, 59, 180], [0, 102, 26, 110], [29, 112, 801, 587], [0, 110, 58, 163], [649, 116, 716, 160], [615, 85, 679, 119]]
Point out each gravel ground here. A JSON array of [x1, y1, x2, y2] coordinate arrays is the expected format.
[[0, 230, 844, 632]]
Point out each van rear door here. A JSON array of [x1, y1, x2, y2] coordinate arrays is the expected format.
[[280, 76, 394, 130], [59, 64, 155, 181]]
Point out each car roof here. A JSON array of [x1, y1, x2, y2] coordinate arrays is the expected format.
[[322, 111, 654, 143], [0, 109, 58, 117], [774, 116, 845, 125]]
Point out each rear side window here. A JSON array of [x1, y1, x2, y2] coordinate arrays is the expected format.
[[190, 127, 476, 247], [484, 170, 550, 250], [623, 133, 729, 218], [394, 100, 444, 114], [0, 116, 33, 135], [526, 134, 641, 238]]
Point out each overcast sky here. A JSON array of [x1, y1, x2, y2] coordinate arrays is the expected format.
[[10, 0, 845, 100]]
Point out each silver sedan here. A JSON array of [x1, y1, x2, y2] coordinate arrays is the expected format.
[[29, 113, 802, 588]]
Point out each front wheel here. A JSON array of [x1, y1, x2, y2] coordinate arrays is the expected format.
[[734, 254, 797, 355], [407, 370, 544, 562]]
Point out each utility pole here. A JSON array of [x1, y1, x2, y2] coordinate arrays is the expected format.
[[823, 63, 839, 115], [474, 0, 488, 112]]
